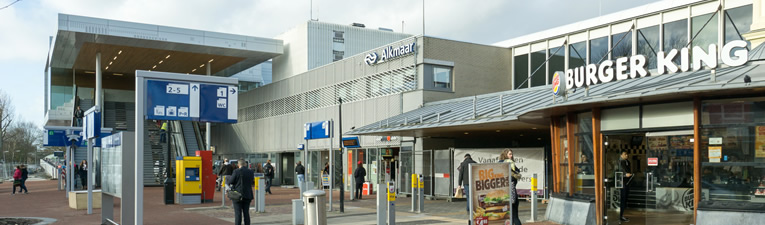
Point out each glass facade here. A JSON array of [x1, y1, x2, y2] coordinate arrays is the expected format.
[[530, 50, 547, 87], [575, 112, 594, 194], [589, 36, 609, 64], [637, 26, 660, 69], [664, 19, 688, 65], [514, 54, 528, 89], [701, 97, 765, 205], [548, 46, 565, 84]]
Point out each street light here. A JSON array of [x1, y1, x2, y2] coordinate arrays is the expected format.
[[2, 151, 7, 179]]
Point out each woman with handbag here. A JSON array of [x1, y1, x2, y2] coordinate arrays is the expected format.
[[499, 148, 523, 225], [12, 166, 22, 195]]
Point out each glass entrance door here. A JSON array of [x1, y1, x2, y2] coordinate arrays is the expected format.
[[602, 131, 695, 225]]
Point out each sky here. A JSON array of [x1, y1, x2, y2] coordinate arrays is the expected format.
[[0, 0, 660, 129]]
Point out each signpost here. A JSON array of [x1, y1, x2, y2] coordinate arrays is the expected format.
[[303, 120, 334, 211], [134, 71, 238, 225]]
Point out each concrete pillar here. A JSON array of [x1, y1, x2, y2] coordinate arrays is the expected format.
[[96, 52, 102, 109], [743, 0, 765, 47], [206, 62, 212, 150]]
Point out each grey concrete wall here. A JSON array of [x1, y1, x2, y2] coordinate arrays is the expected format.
[[422, 37, 512, 103], [697, 210, 765, 225]]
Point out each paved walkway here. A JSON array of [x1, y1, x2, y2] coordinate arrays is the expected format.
[[0, 177, 559, 225]]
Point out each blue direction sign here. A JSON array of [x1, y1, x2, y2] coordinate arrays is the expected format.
[[43, 129, 111, 147], [304, 121, 331, 140], [146, 80, 237, 123]]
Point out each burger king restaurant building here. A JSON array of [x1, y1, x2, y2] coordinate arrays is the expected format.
[[348, 0, 765, 224]]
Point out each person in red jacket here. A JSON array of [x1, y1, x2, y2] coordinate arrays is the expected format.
[[12, 166, 22, 195]]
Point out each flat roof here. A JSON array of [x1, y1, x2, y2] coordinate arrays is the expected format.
[[50, 14, 283, 78]]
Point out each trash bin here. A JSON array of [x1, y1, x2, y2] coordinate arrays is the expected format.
[[303, 190, 327, 225]]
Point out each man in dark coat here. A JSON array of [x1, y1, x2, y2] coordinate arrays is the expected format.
[[458, 154, 477, 212], [353, 161, 366, 199], [617, 151, 633, 222], [264, 160, 274, 194], [228, 159, 254, 225], [20, 165, 29, 194], [295, 161, 305, 184]]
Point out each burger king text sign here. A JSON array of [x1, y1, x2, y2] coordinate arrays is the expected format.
[[469, 163, 515, 225]]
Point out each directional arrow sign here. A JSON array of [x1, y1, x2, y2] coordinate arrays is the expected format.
[[147, 80, 236, 123]]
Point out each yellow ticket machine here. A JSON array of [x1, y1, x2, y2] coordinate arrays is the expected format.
[[176, 156, 202, 204]]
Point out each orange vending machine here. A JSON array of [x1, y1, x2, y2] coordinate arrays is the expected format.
[[195, 150, 215, 203]]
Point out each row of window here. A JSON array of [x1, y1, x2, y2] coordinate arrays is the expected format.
[[513, 5, 752, 89]]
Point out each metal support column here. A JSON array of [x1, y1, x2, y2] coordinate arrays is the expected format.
[[87, 137, 94, 214], [206, 62, 212, 150]]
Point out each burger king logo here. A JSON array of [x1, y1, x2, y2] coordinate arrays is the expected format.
[[552, 71, 562, 96]]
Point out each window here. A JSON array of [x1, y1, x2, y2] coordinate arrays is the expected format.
[[530, 50, 547, 87], [725, 5, 753, 53], [569, 41, 587, 69], [548, 46, 565, 84], [575, 112, 594, 195], [333, 30, 345, 61], [637, 26, 660, 69], [433, 66, 452, 88], [514, 54, 528, 89], [700, 97, 765, 206], [589, 36, 609, 64], [664, 19, 688, 65], [558, 116, 570, 194], [611, 31, 632, 59], [691, 12, 719, 66]]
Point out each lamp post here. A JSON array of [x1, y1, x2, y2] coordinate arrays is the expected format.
[[2, 151, 7, 179]]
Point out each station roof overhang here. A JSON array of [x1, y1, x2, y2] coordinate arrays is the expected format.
[[49, 14, 283, 87], [348, 45, 765, 139]]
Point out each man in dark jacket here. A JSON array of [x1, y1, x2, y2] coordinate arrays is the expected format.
[[264, 160, 274, 194], [74, 106, 84, 126], [228, 159, 254, 225], [458, 154, 477, 212], [353, 161, 366, 199], [218, 159, 234, 192], [295, 161, 305, 184], [20, 165, 29, 194], [617, 151, 633, 222]]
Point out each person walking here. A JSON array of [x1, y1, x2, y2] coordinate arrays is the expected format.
[[617, 151, 633, 222], [79, 160, 88, 190], [500, 149, 522, 225], [295, 161, 305, 184], [227, 159, 254, 225], [12, 166, 22, 195], [353, 161, 366, 199], [264, 160, 274, 194], [218, 158, 234, 192], [19, 165, 29, 194], [74, 106, 84, 126], [458, 154, 477, 212]]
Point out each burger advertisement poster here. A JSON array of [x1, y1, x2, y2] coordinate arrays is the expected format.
[[469, 163, 514, 225]]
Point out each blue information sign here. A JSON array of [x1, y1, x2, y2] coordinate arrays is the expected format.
[[304, 121, 331, 140], [146, 80, 237, 123], [43, 129, 111, 147]]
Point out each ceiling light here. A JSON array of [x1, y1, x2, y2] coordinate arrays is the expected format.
[[84, 71, 95, 74], [208, 59, 214, 63], [520, 134, 524, 137], [532, 127, 537, 130], [495, 130, 500, 132], [537, 138, 542, 140], [105, 66, 109, 70], [464, 132, 469, 135], [113, 56, 117, 60], [159, 60, 163, 64], [200, 64, 205, 68], [165, 55, 171, 59], [109, 61, 113, 65], [192, 69, 197, 72], [118, 50, 122, 55], [152, 65, 157, 69], [113, 73, 123, 76]]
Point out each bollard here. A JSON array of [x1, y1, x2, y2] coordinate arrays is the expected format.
[[256, 177, 266, 212], [527, 173, 538, 223], [411, 174, 417, 212], [418, 174, 424, 213], [252, 177, 259, 211], [377, 183, 386, 225], [221, 176, 226, 207], [387, 182, 396, 225]]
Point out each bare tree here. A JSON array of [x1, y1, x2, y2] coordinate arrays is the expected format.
[[0, 90, 15, 156]]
